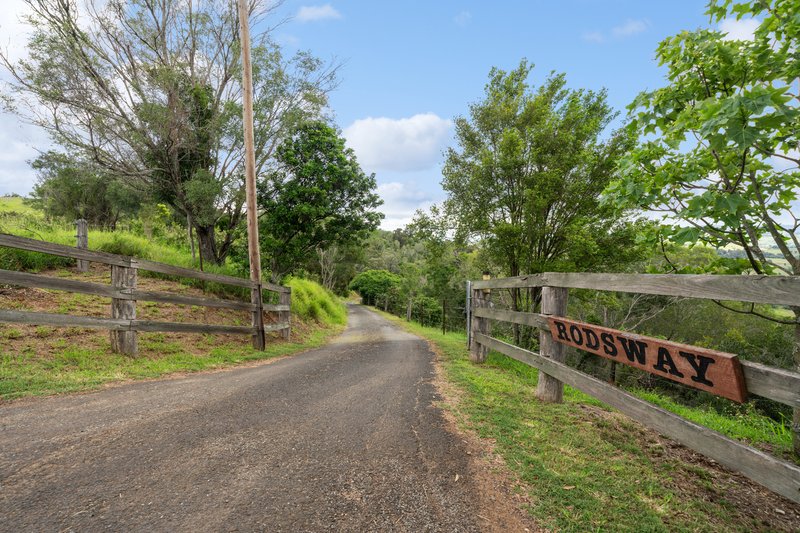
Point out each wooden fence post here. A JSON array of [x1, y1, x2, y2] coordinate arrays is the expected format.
[[442, 297, 446, 335], [465, 280, 472, 347], [280, 288, 291, 340], [252, 283, 266, 350], [469, 287, 491, 363], [110, 263, 137, 356], [75, 219, 88, 272], [536, 286, 568, 402]]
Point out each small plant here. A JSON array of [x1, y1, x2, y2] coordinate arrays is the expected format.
[[3, 328, 23, 339]]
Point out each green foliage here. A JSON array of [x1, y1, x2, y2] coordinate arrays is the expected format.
[[601, 0, 800, 453], [285, 277, 347, 326], [255, 121, 383, 281], [4, 1, 337, 265], [382, 312, 790, 531], [0, 215, 247, 295], [442, 59, 643, 279], [348, 269, 402, 306], [605, 0, 800, 277], [31, 151, 143, 228]]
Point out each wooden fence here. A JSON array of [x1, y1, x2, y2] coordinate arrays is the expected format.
[[468, 272, 800, 504], [0, 233, 291, 356]]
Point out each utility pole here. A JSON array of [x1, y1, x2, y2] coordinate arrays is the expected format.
[[237, 0, 266, 350]]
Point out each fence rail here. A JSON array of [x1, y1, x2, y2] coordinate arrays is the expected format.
[[471, 272, 800, 306], [0, 233, 291, 355], [467, 271, 800, 504]]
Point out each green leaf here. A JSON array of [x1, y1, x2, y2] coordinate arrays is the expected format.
[[672, 226, 701, 244], [726, 121, 759, 148]]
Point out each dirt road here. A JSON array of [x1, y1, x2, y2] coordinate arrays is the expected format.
[[0, 305, 498, 532]]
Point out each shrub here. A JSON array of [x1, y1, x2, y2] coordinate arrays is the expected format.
[[286, 277, 346, 326]]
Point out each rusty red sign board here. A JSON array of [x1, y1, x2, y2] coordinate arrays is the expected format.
[[547, 317, 747, 403]]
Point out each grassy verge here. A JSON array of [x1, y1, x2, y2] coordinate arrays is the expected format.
[[0, 323, 343, 401], [1, 273, 346, 402], [376, 309, 794, 532]]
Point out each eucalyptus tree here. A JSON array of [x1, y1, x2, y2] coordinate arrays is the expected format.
[[604, 0, 800, 454], [1, 0, 337, 263]]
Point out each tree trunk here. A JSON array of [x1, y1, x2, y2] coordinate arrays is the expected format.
[[195, 224, 220, 265], [187, 213, 196, 264], [512, 287, 521, 345], [406, 297, 412, 321]]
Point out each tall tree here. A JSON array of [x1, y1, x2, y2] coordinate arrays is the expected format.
[[256, 121, 383, 281], [1, 0, 337, 263], [604, 0, 800, 455], [442, 60, 639, 314]]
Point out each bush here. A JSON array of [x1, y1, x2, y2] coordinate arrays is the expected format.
[[286, 277, 346, 326]]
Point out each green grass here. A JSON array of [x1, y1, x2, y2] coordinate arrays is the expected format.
[[377, 311, 790, 532], [0, 210, 250, 297], [0, 325, 342, 401], [286, 277, 347, 325], [0, 196, 39, 216]]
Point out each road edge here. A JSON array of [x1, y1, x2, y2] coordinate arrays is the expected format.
[[372, 307, 541, 533]]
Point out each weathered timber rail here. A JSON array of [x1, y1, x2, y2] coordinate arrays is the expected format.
[[0, 233, 291, 355], [467, 272, 800, 504]]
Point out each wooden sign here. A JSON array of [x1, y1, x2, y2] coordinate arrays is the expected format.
[[547, 317, 747, 403]]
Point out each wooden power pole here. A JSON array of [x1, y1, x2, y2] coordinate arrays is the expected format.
[[237, 0, 266, 350]]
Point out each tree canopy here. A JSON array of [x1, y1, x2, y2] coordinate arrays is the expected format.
[[605, 0, 799, 276], [442, 60, 640, 282], [31, 151, 142, 228], [2, 0, 337, 264], [256, 121, 383, 281], [604, 0, 800, 455], [349, 269, 402, 307]]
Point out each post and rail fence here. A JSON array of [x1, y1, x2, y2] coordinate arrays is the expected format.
[[0, 233, 291, 356], [467, 272, 800, 504]]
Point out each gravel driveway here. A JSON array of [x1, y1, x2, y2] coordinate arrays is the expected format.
[[0, 305, 485, 532]]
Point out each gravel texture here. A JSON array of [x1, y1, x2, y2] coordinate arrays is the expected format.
[[0, 305, 483, 532]]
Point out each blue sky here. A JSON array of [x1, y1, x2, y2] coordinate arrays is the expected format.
[[264, 0, 744, 228], [0, 0, 757, 229]]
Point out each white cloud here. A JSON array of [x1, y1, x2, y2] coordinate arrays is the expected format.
[[611, 19, 649, 38], [770, 148, 799, 172], [343, 113, 452, 173], [377, 181, 438, 230], [0, 0, 34, 63], [454, 11, 471, 27], [296, 4, 342, 23], [719, 18, 759, 41], [585, 18, 649, 44], [277, 33, 300, 46], [582, 31, 605, 44], [0, 112, 49, 196]]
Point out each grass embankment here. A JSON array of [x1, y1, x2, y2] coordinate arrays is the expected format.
[[377, 311, 797, 532], [0, 197, 244, 287], [0, 255, 346, 400], [0, 198, 350, 401]]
